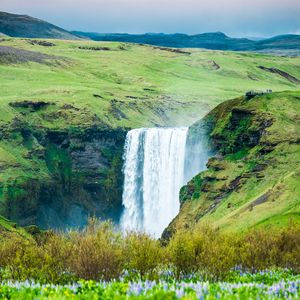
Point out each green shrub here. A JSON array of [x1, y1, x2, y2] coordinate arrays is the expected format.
[[0, 219, 299, 283], [167, 229, 199, 278], [195, 228, 238, 280], [167, 225, 238, 280], [69, 218, 123, 281], [123, 232, 163, 279], [236, 224, 300, 273]]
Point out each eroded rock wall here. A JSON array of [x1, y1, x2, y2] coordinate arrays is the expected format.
[[0, 122, 126, 229]]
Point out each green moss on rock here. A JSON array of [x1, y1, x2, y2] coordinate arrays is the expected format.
[[165, 91, 300, 237]]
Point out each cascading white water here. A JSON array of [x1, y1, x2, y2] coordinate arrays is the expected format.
[[121, 127, 188, 237]]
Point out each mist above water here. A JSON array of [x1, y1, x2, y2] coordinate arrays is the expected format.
[[184, 125, 211, 183]]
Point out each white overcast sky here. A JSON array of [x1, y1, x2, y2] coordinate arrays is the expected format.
[[1, 0, 300, 37]]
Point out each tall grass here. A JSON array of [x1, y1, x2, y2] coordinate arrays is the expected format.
[[0, 218, 299, 283]]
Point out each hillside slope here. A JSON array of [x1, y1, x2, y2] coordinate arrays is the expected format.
[[1, 38, 300, 128], [164, 91, 300, 237], [254, 35, 300, 50], [0, 38, 299, 229], [0, 11, 79, 40]]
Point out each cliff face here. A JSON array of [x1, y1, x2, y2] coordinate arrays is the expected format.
[[163, 91, 300, 238], [0, 102, 126, 229], [37, 127, 126, 228]]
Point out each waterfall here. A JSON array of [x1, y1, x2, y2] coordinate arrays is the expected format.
[[121, 127, 188, 237]]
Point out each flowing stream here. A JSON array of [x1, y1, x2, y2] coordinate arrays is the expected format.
[[121, 127, 188, 237]]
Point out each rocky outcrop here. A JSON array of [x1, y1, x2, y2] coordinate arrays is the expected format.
[[0, 121, 126, 229], [258, 66, 300, 84]]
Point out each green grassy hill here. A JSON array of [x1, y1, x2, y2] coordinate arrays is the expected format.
[[164, 91, 300, 237], [0, 38, 300, 128], [0, 11, 79, 40], [0, 37, 299, 229]]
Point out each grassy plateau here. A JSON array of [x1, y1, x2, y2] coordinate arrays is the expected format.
[[0, 38, 300, 128]]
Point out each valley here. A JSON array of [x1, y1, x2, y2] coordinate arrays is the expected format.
[[0, 37, 299, 231]]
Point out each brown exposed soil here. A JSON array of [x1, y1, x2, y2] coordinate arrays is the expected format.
[[258, 66, 300, 84], [27, 40, 56, 47], [153, 46, 191, 55], [78, 46, 111, 51], [93, 94, 103, 99], [9, 100, 54, 111], [211, 60, 220, 70]]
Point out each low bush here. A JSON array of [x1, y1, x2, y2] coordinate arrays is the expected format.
[[69, 218, 123, 281], [123, 232, 163, 279], [0, 219, 299, 283], [167, 225, 238, 280]]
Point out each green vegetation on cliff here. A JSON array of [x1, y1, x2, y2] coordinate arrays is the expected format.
[[0, 37, 300, 229], [166, 91, 300, 235]]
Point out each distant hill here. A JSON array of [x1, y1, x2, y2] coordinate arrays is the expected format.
[[0, 11, 80, 39], [74, 31, 300, 53], [0, 10, 299, 52], [253, 34, 300, 50], [73, 31, 255, 50]]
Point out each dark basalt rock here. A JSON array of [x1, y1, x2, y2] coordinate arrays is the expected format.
[[93, 94, 103, 99], [46, 130, 69, 144], [211, 60, 220, 70], [27, 40, 56, 47], [212, 107, 273, 155], [78, 46, 111, 51], [206, 157, 226, 170], [258, 66, 300, 83], [212, 176, 245, 202], [61, 103, 80, 110], [248, 191, 271, 209], [153, 46, 191, 55], [252, 163, 268, 172], [0, 123, 127, 230], [9, 100, 54, 110]]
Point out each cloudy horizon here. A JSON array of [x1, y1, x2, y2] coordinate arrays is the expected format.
[[1, 0, 300, 37]]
